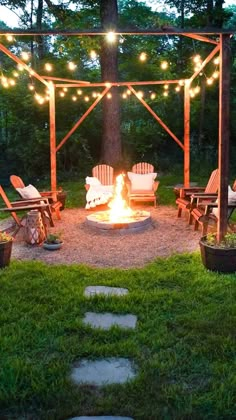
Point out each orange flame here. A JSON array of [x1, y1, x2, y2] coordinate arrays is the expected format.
[[108, 174, 133, 222]]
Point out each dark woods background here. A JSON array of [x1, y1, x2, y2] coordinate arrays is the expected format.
[[0, 0, 235, 184]]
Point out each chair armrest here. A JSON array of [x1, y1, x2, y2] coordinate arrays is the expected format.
[[153, 181, 160, 193], [180, 187, 205, 197]]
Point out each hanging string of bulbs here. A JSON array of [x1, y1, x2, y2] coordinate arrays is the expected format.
[[0, 33, 220, 105]]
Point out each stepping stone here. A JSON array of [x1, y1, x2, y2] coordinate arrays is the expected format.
[[83, 312, 137, 330], [71, 358, 136, 386], [84, 286, 128, 297], [69, 417, 134, 420]]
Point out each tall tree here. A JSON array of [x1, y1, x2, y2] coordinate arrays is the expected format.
[[100, 0, 121, 167]]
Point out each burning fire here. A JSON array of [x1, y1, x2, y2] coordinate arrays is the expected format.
[[108, 173, 133, 222]]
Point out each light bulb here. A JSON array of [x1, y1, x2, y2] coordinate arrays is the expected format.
[[45, 63, 53, 72], [107, 93, 112, 99], [106, 32, 116, 43], [6, 34, 14, 42], [161, 61, 168, 70], [163, 91, 168, 97], [21, 52, 30, 61], [90, 50, 97, 59], [164, 84, 169, 90], [139, 52, 147, 62], [213, 71, 219, 79], [72, 96, 77, 101], [77, 89, 82, 95], [150, 93, 156, 99], [175, 86, 181, 92], [68, 61, 76, 70], [207, 78, 213, 85], [214, 57, 219, 65]]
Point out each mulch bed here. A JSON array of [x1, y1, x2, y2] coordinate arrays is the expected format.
[[1, 206, 202, 269]]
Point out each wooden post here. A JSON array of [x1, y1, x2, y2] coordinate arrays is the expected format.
[[49, 82, 57, 197], [217, 34, 231, 242], [184, 80, 190, 187]]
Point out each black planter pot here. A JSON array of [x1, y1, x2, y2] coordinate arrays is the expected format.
[[0, 239, 13, 268], [199, 236, 236, 273]]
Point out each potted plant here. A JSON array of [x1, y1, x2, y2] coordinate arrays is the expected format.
[[0, 231, 13, 268], [199, 232, 236, 273], [43, 233, 63, 250]]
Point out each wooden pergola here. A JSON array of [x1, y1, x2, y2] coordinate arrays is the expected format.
[[0, 28, 233, 241]]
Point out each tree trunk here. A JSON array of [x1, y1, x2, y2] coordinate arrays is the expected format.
[[36, 0, 44, 60], [100, 0, 122, 168]]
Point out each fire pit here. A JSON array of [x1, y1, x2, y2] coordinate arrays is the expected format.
[[86, 174, 152, 232]]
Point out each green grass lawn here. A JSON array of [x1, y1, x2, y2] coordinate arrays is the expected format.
[[0, 255, 236, 419], [0, 176, 236, 419]]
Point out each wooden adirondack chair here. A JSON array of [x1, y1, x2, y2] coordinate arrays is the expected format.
[[0, 185, 54, 236], [176, 168, 219, 220], [10, 175, 62, 220], [85, 164, 114, 191], [190, 182, 236, 235], [127, 162, 159, 207]]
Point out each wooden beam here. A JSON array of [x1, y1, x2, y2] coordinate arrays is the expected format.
[[41, 76, 90, 84], [184, 81, 190, 187], [0, 29, 234, 36], [181, 34, 218, 45], [56, 86, 111, 152], [128, 85, 184, 150], [49, 83, 57, 196], [189, 44, 220, 84], [217, 34, 231, 242], [0, 43, 49, 87], [55, 80, 181, 89]]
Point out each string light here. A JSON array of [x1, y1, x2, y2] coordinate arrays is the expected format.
[[122, 93, 127, 99], [164, 84, 169, 90], [68, 61, 76, 70], [194, 86, 200, 94], [92, 92, 97, 98], [175, 86, 181, 92], [90, 50, 97, 59], [137, 91, 144, 98], [126, 89, 131, 95], [213, 71, 219, 79], [72, 95, 77, 101], [17, 64, 24, 71], [106, 31, 116, 43], [178, 80, 185, 86], [207, 78, 213, 85], [161, 61, 168, 70], [45, 63, 53, 72], [163, 91, 168, 97], [139, 52, 147, 62], [214, 57, 219, 65], [105, 82, 111, 88], [190, 89, 195, 98], [63, 87, 68, 92], [150, 93, 156, 99], [13, 71, 19, 77], [77, 89, 82, 95], [9, 79, 15, 86], [107, 92, 112, 99], [28, 84, 35, 91], [6, 34, 14, 42], [21, 52, 30, 61], [84, 96, 89, 102], [59, 91, 65, 97], [193, 55, 201, 63]]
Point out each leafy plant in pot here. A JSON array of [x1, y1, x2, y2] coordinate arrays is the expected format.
[[43, 233, 63, 250], [0, 231, 13, 268], [199, 232, 236, 273]]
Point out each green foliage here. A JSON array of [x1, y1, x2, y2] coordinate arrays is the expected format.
[[205, 232, 236, 248], [0, 255, 236, 418]]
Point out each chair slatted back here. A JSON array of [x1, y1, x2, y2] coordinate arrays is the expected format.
[[10, 175, 25, 189], [205, 169, 219, 193], [92, 165, 114, 185], [132, 162, 155, 174], [0, 185, 21, 226]]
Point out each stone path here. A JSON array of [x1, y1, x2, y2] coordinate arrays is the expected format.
[[84, 286, 129, 297], [71, 358, 136, 386], [83, 312, 137, 330], [70, 285, 136, 419]]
